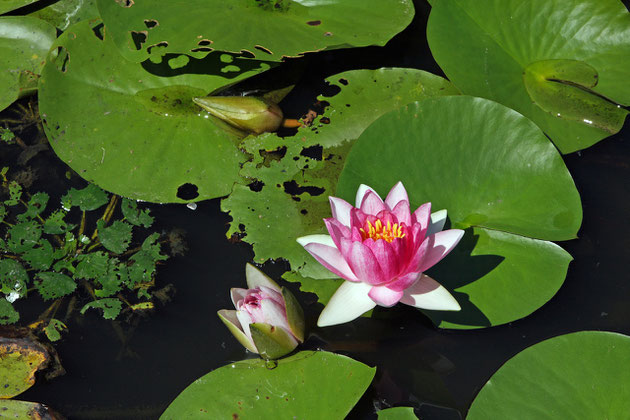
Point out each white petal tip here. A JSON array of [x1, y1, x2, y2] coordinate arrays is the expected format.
[[297, 234, 335, 247]]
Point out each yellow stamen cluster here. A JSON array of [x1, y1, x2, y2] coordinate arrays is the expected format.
[[360, 219, 405, 243]]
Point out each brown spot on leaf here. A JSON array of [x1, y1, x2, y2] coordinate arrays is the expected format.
[[306, 20, 321, 26], [324, 32, 333, 37]]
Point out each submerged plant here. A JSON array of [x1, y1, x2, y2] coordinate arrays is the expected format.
[[218, 264, 304, 359], [0, 169, 173, 340], [298, 182, 463, 327]]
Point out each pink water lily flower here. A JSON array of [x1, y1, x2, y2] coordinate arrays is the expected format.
[[297, 182, 464, 327]]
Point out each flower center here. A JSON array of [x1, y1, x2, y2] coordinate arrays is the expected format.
[[360, 219, 405, 243]]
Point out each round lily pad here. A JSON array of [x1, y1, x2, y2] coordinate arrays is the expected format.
[[0, 16, 56, 112], [0, 0, 39, 15], [337, 96, 581, 328], [97, 0, 415, 63], [161, 351, 375, 419], [427, 0, 630, 153], [38, 19, 273, 202], [468, 331, 630, 419], [29, 0, 100, 30], [0, 336, 49, 398]]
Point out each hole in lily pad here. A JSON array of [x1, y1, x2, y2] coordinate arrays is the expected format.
[[54, 47, 70, 73], [144, 19, 158, 29], [248, 181, 264, 192], [91, 23, 105, 40], [116, 0, 134, 6], [283, 181, 324, 197], [191, 47, 213, 53], [131, 31, 147, 51], [241, 50, 255, 59], [176, 184, 199, 200], [338, 78, 349, 86], [306, 20, 321, 26], [197, 39, 212, 46], [254, 45, 273, 55], [300, 145, 322, 160]]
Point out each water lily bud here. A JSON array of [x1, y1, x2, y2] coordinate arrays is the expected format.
[[218, 264, 305, 359], [193, 96, 283, 135]]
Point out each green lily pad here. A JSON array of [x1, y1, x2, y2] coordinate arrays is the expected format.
[[427, 0, 630, 153], [38, 19, 274, 202], [468, 331, 630, 419], [337, 96, 581, 328], [29, 0, 99, 30], [97, 0, 414, 63], [0, 0, 39, 15], [161, 351, 375, 419], [0, 16, 56, 112], [221, 69, 459, 295], [0, 399, 62, 419], [378, 407, 419, 420]]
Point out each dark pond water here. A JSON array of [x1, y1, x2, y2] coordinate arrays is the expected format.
[[7, 1, 630, 419]]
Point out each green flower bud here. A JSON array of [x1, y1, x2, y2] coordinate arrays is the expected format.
[[193, 96, 283, 135]]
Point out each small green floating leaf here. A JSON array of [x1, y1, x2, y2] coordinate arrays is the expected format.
[[127, 233, 167, 286], [61, 184, 109, 212], [36, 271, 76, 300], [96, 220, 132, 254], [468, 331, 630, 419], [42, 209, 75, 234], [121, 198, 154, 228], [0, 299, 19, 324], [44, 318, 67, 342], [7, 220, 42, 253], [0, 399, 61, 419], [0, 127, 15, 143], [377, 407, 419, 420], [5, 180, 22, 206], [21, 238, 53, 270], [80, 298, 122, 320], [74, 251, 110, 280], [161, 351, 375, 419], [0, 259, 28, 299], [16, 192, 48, 222], [523, 59, 628, 133]]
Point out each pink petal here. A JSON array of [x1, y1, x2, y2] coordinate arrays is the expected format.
[[259, 299, 291, 331], [230, 287, 249, 307], [355, 184, 380, 208], [363, 238, 399, 281], [329, 196, 353, 228], [386, 271, 421, 292], [317, 281, 376, 327], [428, 209, 447, 236], [345, 241, 388, 285], [391, 200, 412, 226], [303, 243, 359, 282], [400, 274, 461, 311], [360, 191, 387, 216], [412, 202, 431, 230], [417, 229, 465, 272], [406, 239, 429, 272], [368, 285, 404, 307], [384, 181, 409, 211], [349, 207, 368, 228], [324, 218, 350, 250]]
